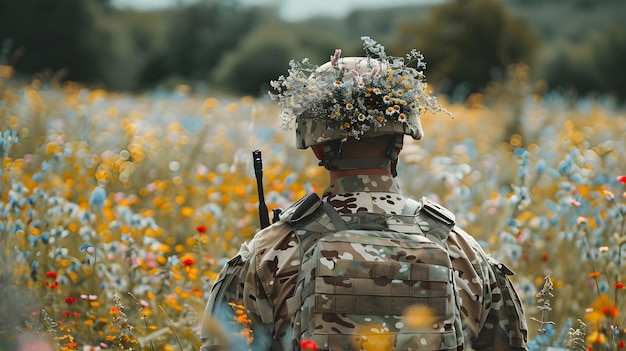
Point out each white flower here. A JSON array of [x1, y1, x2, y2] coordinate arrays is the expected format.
[[268, 36, 452, 142]]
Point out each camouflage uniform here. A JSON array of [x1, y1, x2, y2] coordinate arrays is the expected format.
[[200, 174, 528, 351]]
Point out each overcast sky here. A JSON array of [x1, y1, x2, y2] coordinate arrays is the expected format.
[[111, 0, 444, 21]]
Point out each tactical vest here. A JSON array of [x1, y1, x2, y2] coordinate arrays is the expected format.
[[280, 194, 464, 351]]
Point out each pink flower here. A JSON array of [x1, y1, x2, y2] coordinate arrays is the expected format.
[[330, 49, 341, 67], [569, 198, 581, 207]]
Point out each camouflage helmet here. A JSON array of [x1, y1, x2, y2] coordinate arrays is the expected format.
[[270, 37, 450, 150]]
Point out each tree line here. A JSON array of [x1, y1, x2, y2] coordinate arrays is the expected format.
[[1, 0, 625, 101]]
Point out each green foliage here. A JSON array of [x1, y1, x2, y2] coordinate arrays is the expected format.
[[2, 66, 626, 349], [213, 23, 342, 96], [591, 25, 626, 100], [540, 24, 626, 101], [505, 0, 626, 43], [95, 9, 171, 90], [164, 1, 257, 82], [2, 0, 625, 101], [394, 0, 540, 97], [0, 0, 102, 82]]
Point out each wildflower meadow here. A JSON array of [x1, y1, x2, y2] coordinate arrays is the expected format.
[[1, 63, 625, 351]]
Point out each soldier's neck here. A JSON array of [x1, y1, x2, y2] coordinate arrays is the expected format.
[[328, 167, 392, 182]]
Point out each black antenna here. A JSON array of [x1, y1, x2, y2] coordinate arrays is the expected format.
[[252, 150, 270, 229]]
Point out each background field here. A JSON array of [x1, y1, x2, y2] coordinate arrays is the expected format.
[[2, 65, 625, 350], [1, 0, 626, 350]]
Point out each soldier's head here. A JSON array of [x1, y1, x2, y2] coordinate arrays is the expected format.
[[270, 37, 450, 176]]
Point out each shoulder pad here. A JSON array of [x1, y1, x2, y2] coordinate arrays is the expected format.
[[278, 193, 323, 224], [420, 196, 455, 226], [402, 198, 422, 215]]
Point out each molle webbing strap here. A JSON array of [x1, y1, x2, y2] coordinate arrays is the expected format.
[[300, 258, 450, 317], [318, 259, 450, 282], [322, 335, 459, 351], [320, 201, 349, 231], [314, 295, 448, 316], [336, 211, 389, 231]]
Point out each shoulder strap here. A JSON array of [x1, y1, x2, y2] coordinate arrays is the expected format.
[[278, 193, 323, 224], [320, 201, 349, 231], [283, 193, 456, 232], [420, 196, 456, 226], [404, 196, 456, 245]]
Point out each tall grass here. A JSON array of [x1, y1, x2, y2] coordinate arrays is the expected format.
[[0, 65, 624, 350]]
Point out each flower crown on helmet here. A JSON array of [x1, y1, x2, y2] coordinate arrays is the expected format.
[[269, 36, 452, 147]]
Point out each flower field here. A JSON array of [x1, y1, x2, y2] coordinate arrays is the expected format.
[[1, 65, 625, 351]]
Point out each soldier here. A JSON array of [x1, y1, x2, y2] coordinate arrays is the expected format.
[[200, 37, 528, 351]]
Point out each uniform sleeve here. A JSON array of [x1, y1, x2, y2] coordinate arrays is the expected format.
[[199, 239, 274, 351], [448, 226, 529, 351], [473, 256, 529, 351]]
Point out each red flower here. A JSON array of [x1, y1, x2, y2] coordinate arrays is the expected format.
[[182, 257, 196, 267], [601, 306, 618, 319], [616, 282, 625, 289], [618, 341, 624, 348], [299, 339, 319, 351], [63, 310, 71, 316], [65, 296, 77, 305], [196, 225, 207, 233], [617, 175, 626, 184], [46, 271, 57, 279]]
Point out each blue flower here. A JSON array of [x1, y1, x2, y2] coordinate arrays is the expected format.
[[89, 186, 107, 207], [41, 160, 50, 173]]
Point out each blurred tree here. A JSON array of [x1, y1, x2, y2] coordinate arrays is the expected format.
[[0, 0, 102, 82], [212, 22, 342, 96], [96, 9, 171, 90], [539, 42, 599, 98], [154, 0, 258, 85], [592, 25, 626, 101], [393, 0, 540, 98], [540, 24, 626, 102]]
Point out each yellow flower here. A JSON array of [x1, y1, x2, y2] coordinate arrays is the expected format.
[[181, 206, 194, 217], [586, 294, 618, 323], [586, 329, 608, 345]]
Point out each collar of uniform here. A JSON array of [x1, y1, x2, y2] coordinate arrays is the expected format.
[[321, 175, 405, 214], [322, 174, 401, 196]]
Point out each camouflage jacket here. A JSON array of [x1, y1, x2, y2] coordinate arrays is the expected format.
[[200, 174, 528, 351]]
